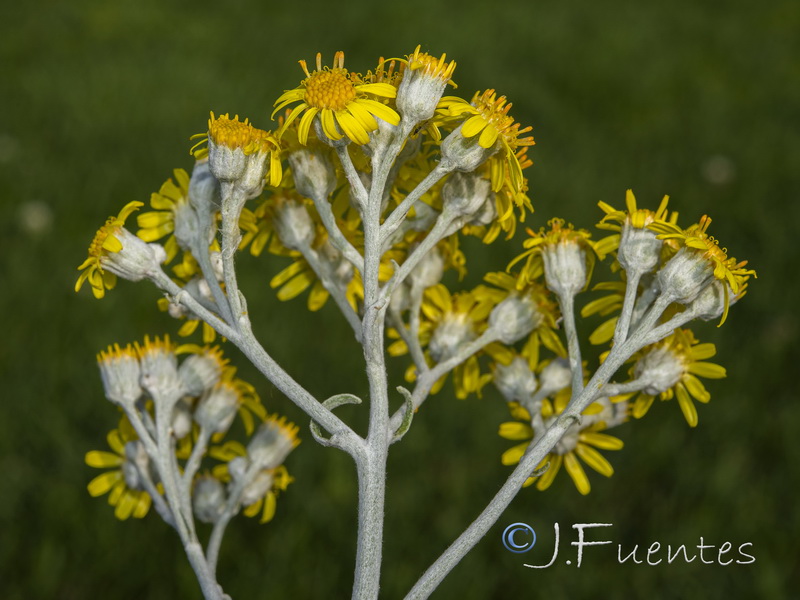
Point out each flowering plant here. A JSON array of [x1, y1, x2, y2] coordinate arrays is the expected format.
[[77, 47, 754, 599]]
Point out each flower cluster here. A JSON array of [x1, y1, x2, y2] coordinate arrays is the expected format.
[[76, 46, 754, 600], [86, 338, 298, 522]]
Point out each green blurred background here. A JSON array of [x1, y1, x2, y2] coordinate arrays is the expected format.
[[1, 0, 797, 598]]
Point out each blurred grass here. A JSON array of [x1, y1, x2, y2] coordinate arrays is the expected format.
[[1, 0, 798, 598]]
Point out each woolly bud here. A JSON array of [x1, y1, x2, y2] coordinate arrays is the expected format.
[[541, 241, 587, 298], [442, 172, 493, 218], [494, 356, 538, 403], [633, 346, 684, 396], [273, 197, 315, 251], [247, 419, 300, 471], [101, 228, 166, 283], [193, 476, 226, 524], [617, 224, 662, 274], [488, 295, 540, 344], [656, 247, 715, 305], [429, 314, 475, 362], [539, 358, 573, 395], [288, 148, 337, 201], [440, 123, 497, 173], [194, 382, 239, 435], [97, 344, 142, 407]]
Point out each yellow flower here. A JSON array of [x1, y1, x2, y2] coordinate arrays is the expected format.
[[209, 433, 296, 524], [596, 189, 671, 249], [499, 402, 623, 496], [508, 218, 616, 291], [273, 52, 400, 145], [136, 168, 191, 262], [482, 271, 565, 366], [398, 284, 504, 399], [405, 45, 457, 86], [629, 328, 726, 427], [192, 113, 283, 187], [649, 215, 754, 294], [437, 90, 534, 194], [85, 417, 155, 520], [75, 201, 144, 299]]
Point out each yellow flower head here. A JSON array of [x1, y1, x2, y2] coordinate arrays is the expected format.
[[508, 218, 614, 291], [598, 189, 671, 232], [136, 168, 191, 262], [650, 214, 754, 295], [76, 201, 144, 299], [405, 45, 456, 85], [438, 90, 535, 193], [499, 402, 624, 496], [482, 271, 566, 366], [85, 416, 153, 520], [273, 52, 400, 146], [191, 113, 282, 187], [630, 328, 726, 427]]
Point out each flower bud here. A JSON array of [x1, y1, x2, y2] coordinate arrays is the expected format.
[[541, 241, 587, 298], [273, 197, 315, 251], [539, 358, 573, 395], [193, 476, 226, 524], [240, 471, 275, 507], [172, 398, 194, 440], [689, 279, 740, 322], [97, 343, 142, 407], [194, 382, 239, 435], [178, 347, 226, 397], [440, 123, 497, 173], [409, 246, 445, 290], [441, 172, 493, 218], [617, 223, 662, 274], [137, 336, 183, 404], [247, 418, 300, 471], [122, 441, 149, 491], [656, 247, 715, 305], [101, 228, 166, 283], [493, 356, 538, 403], [429, 313, 475, 362], [172, 200, 203, 252], [488, 295, 540, 344], [288, 148, 337, 201], [633, 346, 684, 396], [396, 47, 455, 124], [227, 456, 248, 483], [188, 159, 220, 216]]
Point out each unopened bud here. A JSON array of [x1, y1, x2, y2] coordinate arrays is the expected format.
[[493, 356, 538, 403], [194, 382, 239, 435], [101, 228, 166, 283], [247, 419, 300, 471], [273, 197, 315, 251], [193, 476, 226, 524], [539, 358, 573, 395], [488, 295, 540, 344], [542, 241, 587, 298], [441, 172, 493, 218], [288, 148, 337, 201], [656, 247, 715, 305]]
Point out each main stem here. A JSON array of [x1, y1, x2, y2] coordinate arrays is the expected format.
[[351, 128, 404, 599]]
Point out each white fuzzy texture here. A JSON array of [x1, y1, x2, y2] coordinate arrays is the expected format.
[[656, 247, 715, 304], [102, 228, 166, 282], [542, 241, 587, 297]]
